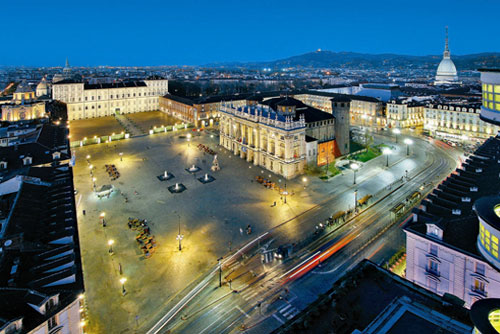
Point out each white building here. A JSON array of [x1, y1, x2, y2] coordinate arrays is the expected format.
[[386, 100, 425, 129], [52, 77, 168, 120], [424, 103, 499, 141], [405, 136, 500, 308]]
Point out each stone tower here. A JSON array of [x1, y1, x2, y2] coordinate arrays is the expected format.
[[331, 96, 351, 156]]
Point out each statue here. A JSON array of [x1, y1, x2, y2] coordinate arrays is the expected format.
[[211, 154, 220, 172]]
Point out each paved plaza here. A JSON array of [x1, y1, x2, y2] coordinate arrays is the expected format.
[[73, 125, 426, 333], [74, 130, 323, 333], [69, 116, 124, 141]]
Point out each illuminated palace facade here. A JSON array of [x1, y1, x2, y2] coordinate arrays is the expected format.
[[219, 102, 306, 179], [52, 78, 168, 120]]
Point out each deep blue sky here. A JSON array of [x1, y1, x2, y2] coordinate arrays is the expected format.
[[1, 0, 498, 66]]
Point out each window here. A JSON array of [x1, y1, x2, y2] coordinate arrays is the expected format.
[[430, 244, 438, 256], [427, 259, 439, 275], [476, 263, 486, 276], [473, 278, 486, 295], [428, 278, 438, 293]]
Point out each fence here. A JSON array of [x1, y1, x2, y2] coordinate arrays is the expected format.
[[70, 123, 194, 148]]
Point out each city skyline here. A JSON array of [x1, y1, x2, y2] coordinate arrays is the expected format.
[[1, 0, 499, 67]]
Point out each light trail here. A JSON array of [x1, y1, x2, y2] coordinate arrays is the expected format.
[[283, 232, 357, 283]]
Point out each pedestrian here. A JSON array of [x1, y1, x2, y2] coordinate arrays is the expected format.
[[82, 209, 86, 216], [239, 227, 243, 235], [274, 201, 276, 206]]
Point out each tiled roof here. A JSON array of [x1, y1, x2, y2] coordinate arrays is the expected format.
[[405, 136, 500, 258]]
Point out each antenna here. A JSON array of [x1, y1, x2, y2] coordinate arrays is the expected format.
[[445, 26, 449, 52]]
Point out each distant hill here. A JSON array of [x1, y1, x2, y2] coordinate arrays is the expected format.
[[206, 50, 500, 70]]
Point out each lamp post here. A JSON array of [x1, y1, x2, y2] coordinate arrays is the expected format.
[[176, 221, 183, 251], [302, 177, 307, 189], [404, 138, 413, 156], [99, 212, 106, 227], [217, 257, 223, 288], [187, 133, 191, 147], [283, 183, 288, 204], [108, 239, 114, 255], [92, 177, 97, 192], [393, 128, 400, 143], [383, 148, 391, 167], [354, 189, 358, 213], [119, 277, 127, 296], [350, 163, 359, 185], [119, 152, 123, 161]]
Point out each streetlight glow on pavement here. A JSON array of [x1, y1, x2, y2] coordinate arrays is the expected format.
[[393, 128, 400, 143], [108, 239, 114, 254], [404, 138, 413, 156], [383, 148, 391, 167], [120, 277, 127, 296], [350, 163, 360, 184]]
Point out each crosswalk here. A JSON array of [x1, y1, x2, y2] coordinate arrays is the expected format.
[[238, 288, 261, 301], [277, 304, 300, 320]]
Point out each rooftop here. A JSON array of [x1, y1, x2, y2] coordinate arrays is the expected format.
[[273, 260, 472, 334], [405, 135, 500, 259]]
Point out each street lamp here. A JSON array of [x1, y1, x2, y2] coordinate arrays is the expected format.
[[176, 222, 183, 251], [350, 163, 359, 185], [393, 128, 400, 143], [99, 212, 106, 227], [217, 256, 223, 288], [119, 152, 123, 161], [108, 239, 114, 254], [404, 138, 413, 156], [354, 189, 358, 213], [187, 133, 192, 147], [282, 183, 288, 204], [383, 148, 391, 167], [92, 177, 97, 191], [119, 277, 127, 296], [302, 177, 307, 189]]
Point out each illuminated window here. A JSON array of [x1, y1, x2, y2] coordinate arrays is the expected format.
[[473, 278, 486, 295], [489, 84, 493, 92], [489, 94, 494, 100], [483, 84, 488, 91], [495, 85, 500, 93], [486, 229, 491, 238], [496, 95, 500, 102]]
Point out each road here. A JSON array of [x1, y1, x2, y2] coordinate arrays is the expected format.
[[146, 135, 461, 334]]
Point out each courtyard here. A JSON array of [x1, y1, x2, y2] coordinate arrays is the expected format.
[[125, 111, 180, 132], [69, 115, 124, 142]]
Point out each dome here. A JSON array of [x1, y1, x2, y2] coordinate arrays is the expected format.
[[36, 78, 48, 90], [436, 58, 457, 77]]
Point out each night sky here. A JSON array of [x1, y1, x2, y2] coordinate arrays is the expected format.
[[1, 0, 498, 66]]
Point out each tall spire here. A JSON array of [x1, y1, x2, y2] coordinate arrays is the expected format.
[[443, 26, 450, 58], [65, 58, 70, 68]]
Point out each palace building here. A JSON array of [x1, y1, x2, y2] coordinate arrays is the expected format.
[[219, 96, 348, 179], [52, 77, 168, 120], [1, 81, 47, 122]]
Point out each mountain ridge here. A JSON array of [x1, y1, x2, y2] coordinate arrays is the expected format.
[[204, 50, 500, 70]]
